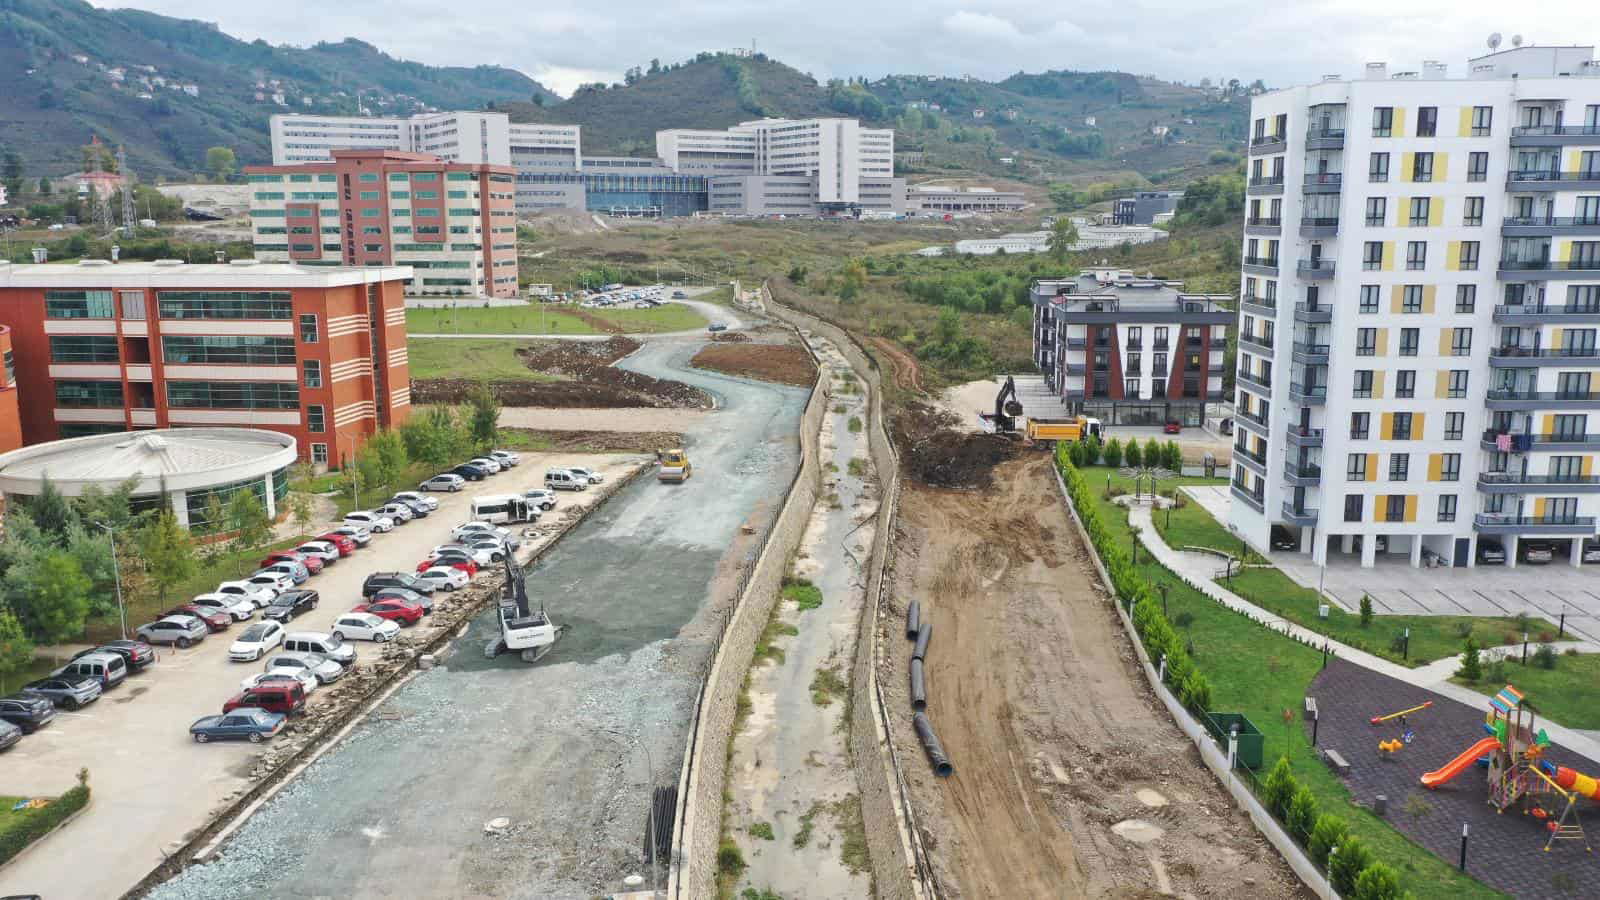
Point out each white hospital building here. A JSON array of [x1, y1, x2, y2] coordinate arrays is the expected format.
[[1229, 44, 1600, 569]]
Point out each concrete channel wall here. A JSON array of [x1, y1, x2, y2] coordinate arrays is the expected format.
[[668, 316, 827, 899]]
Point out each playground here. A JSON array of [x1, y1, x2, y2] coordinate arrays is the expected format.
[[1308, 658, 1600, 898]]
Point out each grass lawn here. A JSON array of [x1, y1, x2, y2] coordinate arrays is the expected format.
[[405, 302, 706, 336], [583, 302, 706, 332], [408, 338, 564, 382], [0, 797, 25, 831], [1452, 653, 1600, 731]]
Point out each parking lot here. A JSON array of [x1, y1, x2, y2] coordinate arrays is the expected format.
[[0, 451, 644, 900]]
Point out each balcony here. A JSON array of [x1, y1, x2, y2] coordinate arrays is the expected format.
[[1501, 215, 1600, 237], [1289, 382, 1327, 405], [1489, 346, 1600, 366], [1506, 169, 1600, 190], [1291, 341, 1330, 364], [1236, 369, 1272, 394], [1477, 472, 1600, 494], [1510, 125, 1600, 147], [1249, 133, 1287, 155], [1493, 303, 1600, 324], [1473, 513, 1598, 536], [1152, 339, 1169, 350], [1281, 503, 1319, 526], [1064, 363, 1086, 376], [1247, 175, 1286, 196], [1286, 426, 1324, 448], [1231, 480, 1265, 512], [1241, 255, 1281, 275], [1234, 444, 1268, 475], [1206, 390, 1228, 402], [1297, 258, 1336, 280], [1299, 216, 1340, 238], [1284, 461, 1322, 485], [1305, 128, 1346, 150], [1498, 258, 1600, 281], [1066, 337, 1087, 350], [1486, 390, 1600, 410], [1481, 431, 1600, 452], [1245, 216, 1282, 236], [1235, 408, 1271, 436], [1240, 294, 1277, 316], [1239, 332, 1274, 353], [1293, 303, 1332, 324], [1062, 390, 1087, 402], [1211, 337, 1229, 350], [1303, 172, 1343, 194]]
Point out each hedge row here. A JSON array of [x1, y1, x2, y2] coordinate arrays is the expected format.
[[1264, 757, 1412, 899], [0, 782, 90, 866]]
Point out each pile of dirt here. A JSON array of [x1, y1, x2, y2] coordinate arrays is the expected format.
[[709, 331, 750, 343], [499, 427, 684, 453], [689, 342, 816, 387], [891, 400, 1016, 489], [411, 335, 713, 409], [518, 337, 641, 375]]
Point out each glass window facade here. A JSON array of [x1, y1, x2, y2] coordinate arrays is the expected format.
[[163, 336, 297, 365], [44, 290, 115, 318], [49, 335, 119, 362], [157, 292, 292, 320], [54, 380, 123, 407], [185, 476, 268, 533], [166, 381, 299, 409]]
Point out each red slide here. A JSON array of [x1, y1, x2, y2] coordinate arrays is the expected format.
[[1421, 737, 1501, 789]]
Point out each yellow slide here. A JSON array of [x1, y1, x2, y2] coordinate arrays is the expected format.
[[1420, 737, 1501, 789]]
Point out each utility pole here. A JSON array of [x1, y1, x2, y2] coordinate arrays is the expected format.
[[117, 145, 136, 232], [96, 522, 127, 640]]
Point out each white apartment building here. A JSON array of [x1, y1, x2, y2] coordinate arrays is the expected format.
[[1229, 44, 1600, 570], [659, 117, 899, 212]]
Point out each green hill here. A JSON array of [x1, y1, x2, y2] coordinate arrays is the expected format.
[[0, 0, 554, 177]]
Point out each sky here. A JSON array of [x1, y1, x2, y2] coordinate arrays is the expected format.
[[91, 0, 1596, 98]]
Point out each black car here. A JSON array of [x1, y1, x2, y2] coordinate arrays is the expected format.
[[362, 571, 437, 597], [1269, 526, 1297, 552], [371, 586, 435, 614], [83, 639, 157, 672], [263, 590, 320, 623], [450, 463, 489, 482], [0, 694, 57, 734], [388, 496, 431, 518]]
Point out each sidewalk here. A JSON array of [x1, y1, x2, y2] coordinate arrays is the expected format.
[[1126, 502, 1600, 765]]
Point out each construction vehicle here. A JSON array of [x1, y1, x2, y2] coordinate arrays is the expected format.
[[976, 376, 1026, 435], [977, 376, 1102, 446], [657, 448, 691, 483], [484, 558, 564, 663]]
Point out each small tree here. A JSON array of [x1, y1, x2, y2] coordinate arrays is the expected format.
[[1102, 437, 1123, 468], [1359, 594, 1374, 628], [1143, 438, 1161, 470], [226, 490, 272, 573], [136, 510, 195, 605], [466, 382, 500, 451], [1533, 643, 1558, 670], [1047, 217, 1079, 262], [1263, 755, 1296, 818], [1082, 435, 1102, 466], [1165, 440, 1183, 471], [23, 552, 92, 645], [1308, 814, 1349, 868], [1350, 861, 1404, 900], [0, 609, 35, 693], [1286, 785, 1319, 843], [205, 146, 237, 181], [1457, 636, 1483, 682], [1124, 439, 1143, 467], [288, 492, 315, 537], [1328, 836, 1373, 895]]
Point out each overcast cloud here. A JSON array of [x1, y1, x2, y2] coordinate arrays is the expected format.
[[92, 0, 1595, 98]]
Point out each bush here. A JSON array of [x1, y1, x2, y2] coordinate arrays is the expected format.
[[1457, 636, 1482, 682], [0, 779, 90, 865], [1286, 785, 1319, 843], [1263, 756, 1296, 819], [1359, 594, 1374, 628], [1083, 435, 1102, 466], [1534, 643, 1558, 670], [1308, 813, 1349, 868], [717, 839, 747, 877], [1144, 438, 1161, 469], [1329, 836, 1374, 895], [1351, 861, 1405, 900], [1102, 437, 1123, 467], [1125, 440, 1143, 467]]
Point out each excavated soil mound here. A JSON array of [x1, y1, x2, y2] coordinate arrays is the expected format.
[[518, 337, 641, 374], [410, 336, 713, 409], [499, 427, 685, 454], [892, 400, 1017, 489], [689, 343, 816, 387], [710, 331, 750, 343]]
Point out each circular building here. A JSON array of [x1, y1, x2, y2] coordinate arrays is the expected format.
[[0, 427, 297, 530]]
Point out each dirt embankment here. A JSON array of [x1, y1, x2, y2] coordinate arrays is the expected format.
[[499, 427, 684, 454], [882, 457, 1305, 899], [890, 400, 1016, 489], [410, 337, 714, 409], [689, 342, 817, 387]]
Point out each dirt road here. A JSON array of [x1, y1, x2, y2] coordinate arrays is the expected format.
[[884, 456, 1304, 899]]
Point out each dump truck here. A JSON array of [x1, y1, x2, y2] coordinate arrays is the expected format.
[[657, 448, 692, 483], [1023, 416, 1103, 446]]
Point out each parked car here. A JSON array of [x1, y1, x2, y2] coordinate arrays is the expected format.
[[137, 615, 209, 648], [293, 541, 341, 566], [0, 720, 22, 752], [362, 571, 437, 597], [259, 561, 311, 586], [190, 708, 287, 743], [223, 682, 306, 717], [0, 694, 57, 733], [283, 631, 356, 668], [416, 554, 478, 576], [544, 469, 588, 491], [263, 652, 344, 685], [421, 473, 466, 492], [1218, 417, 1234, 436], [708, 323, 728, 333], [261, 550, 321, 576], [377, 502, 415, 524], [81, 639, 156, 673], [163, 604, 232, 633], [190, 593, 258, 622], [469, 457, 503, 474], [263, 590, 320, 623], [240, 668, 321, 696], [523, 489, 558, 511], [1477, 539, 1507, 565], [391, 490, 439, 512], [216, 580, 278, 607], [345, 510, 395, 533], [565, 466, 604, 485], [430, 543, 497, 566], [1269, 526, 1298, 552], [331, 612, 402, 643], [672, 290, 687, 299], [230, 620, 287, 662], [1583, 539, 1600, 564], [416, 566, 469, 592], [54, 652, 128, 690], [453, 521, 511, 542], [327, 525, 372, 548], [450, 463, 489, 482], [489, 450, 521, 468], [354, 598, 425, 626], [1163, 420, 1182, 434], [22, 673, 101, 709], [458, 537, 509, 561], [1522, 540, 1556, 564], [316, 532, 358, 557], [370, 586, 434, 615], [243, 571, 295, 596], [387, 496, 431, 519]]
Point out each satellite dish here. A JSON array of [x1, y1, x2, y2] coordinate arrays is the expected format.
[[1512, 34, 1524, 47], [1487, 32, 1502, 51]]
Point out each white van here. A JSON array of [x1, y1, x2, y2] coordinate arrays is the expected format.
[[471, 494, 541, 524], [283, 632, 357, 668], [544, 469, 589, 492]]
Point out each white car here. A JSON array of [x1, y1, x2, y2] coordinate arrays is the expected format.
[[239, 667, 318, 695], [378, 502, 415, 524], [327, 525, 372, 547], [229, 620, 286, 662], [489, 450, 521, 468], [293, 541, 340, 566], [391, 490, 439, 512], [331, 612, 401, 643], [245, 571, 297, 596], [469, 457, 502, 474], [565, 466, 603, 484], [217, 580, 278, 608], [453, 521, 510, 541], [191, 593, 255, 622], [264, 652, 344, 685], [416, 566, 469, 592], [430, 543, 497, 566], [420, 473, 465, 492], [259, 561, 309, 585], [523, 489, 558, 511], [345, 511, 395, 533]]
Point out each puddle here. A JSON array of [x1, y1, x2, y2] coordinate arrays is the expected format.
[[1110, 818, 1166, 844], [1135, 788, 1169, 808]]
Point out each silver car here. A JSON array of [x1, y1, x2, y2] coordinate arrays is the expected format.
[[136, 614, 209, 648], [264, 652, 344, 685]]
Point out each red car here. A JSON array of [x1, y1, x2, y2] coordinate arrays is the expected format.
[[164, 605, 231, 633], [223, 682, 306, 716], [315, 533, 357, 557], [416, 556, 478, 576], [354, 599, 425, 626], [261, 550, 322, 575], [1163, 420, 1182, 434]]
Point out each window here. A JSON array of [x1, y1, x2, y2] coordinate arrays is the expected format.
[[1471, 106, 1493, 136], [412, 173, 438, 182], [1451, 330, 1472, 358], [1553, 456, 1584, 480], [1356, 328, 1377, 355], [54, 380, 123, 408], [1458, 241, 1480, 270], [1369, 152, 1390, 182], [311, 443, 329, 464], [166, 382, 299, 409], [1412, 151, 1434, 182], [1124, 378, 1140, 397], [358, 173, 380, 183], [1393, 412, 1414, 440], [414, 191, 438, 199], [158, 291, 292, 320], [1345, 286, 1374, 316], [307, 405, 325, 433], [1372, 107, 1394, 137], [359, 190, 379, 200], [1351, 412, 1371, 439], [1463, 197, 1484, 226], [1440, 453, 1461, 482], [1437, 494, 1458, 522], [1444, 411, 1464, 440], [44, 289, 115, 318], [1365, 197, 1386, 226], [1389, 454, 1410, 481], [1409, 197, 1430, 226], [299, 314, 319, 343], [1467, 151, 1489, 182], [1417, 106, 1437, 137], [1396, 370, 1416, 398], [303, 360, 322, 388], [1399, 327, 1420, 356], [163, 336, 296, 365], [1354, 370, 1375, 398], [1344, 494, 1364, 522], [1363, 241, 1384, 270], [1554, 414, 1588, 439], [1456, 284, 1477, 313], [48, 335, 118, 363], [1406, 241, 1427, 270], [1402, 285, 1423, 313], [1347, 453, 1368, 481]]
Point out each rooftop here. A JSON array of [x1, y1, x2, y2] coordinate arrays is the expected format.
[[1032, 267, 1230, 311], [0, 428, 297, 496], [0, 259, 413, 289], [1284, 44, 1600, 89]]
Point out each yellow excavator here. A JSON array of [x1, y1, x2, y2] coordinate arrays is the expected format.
[[978, 376, 1102, 447], [657, 448, 691, 483]]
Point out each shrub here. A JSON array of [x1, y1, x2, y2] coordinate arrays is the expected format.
[[1534, 643, 1558, 670], [1174, 610, 1195, 629], [0, 781, 90, 865], [1351, 861, 1405, 900], [1286, 785, 1319, 843], [1359, 594, 1373, 628], [717, 839, 747, 877], [1308, 813, 1349, 868], [1263, 756, 1296, 818], [1165, 440, 1183, 471], [748, 821, 775, 840], [1485, 657, 1508, 684], [1329, 836, 1373, 895], [1457, 636, 1482, 682], [1144, 438, 1161, 468], [1082, 435, 1102, 466], [1124, 440, 1142, 467], [1102, 437, 1123, 467], [1453, 621, 1473, 639]]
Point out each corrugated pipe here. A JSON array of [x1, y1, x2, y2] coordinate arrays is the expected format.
[[905, 600, 920, 640], [910, 658, 927, 711], [913, 711, 953, 777], [913, 623, 932, 661]]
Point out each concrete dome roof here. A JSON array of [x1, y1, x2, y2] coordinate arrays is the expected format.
[[0, 428, 297, 497]]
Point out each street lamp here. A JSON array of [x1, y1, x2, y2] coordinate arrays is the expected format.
[[95, 521, 127, 640]]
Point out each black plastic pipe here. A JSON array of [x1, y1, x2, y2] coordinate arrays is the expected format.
[[913, 712, 953, 776], [913, 623, 932, 661], [906, 600, 920, 640], [910, 658, 927, 711]]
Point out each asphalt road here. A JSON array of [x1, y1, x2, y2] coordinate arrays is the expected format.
[[150, 339, 808, 899]]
